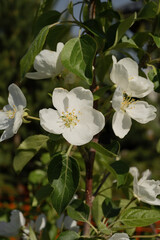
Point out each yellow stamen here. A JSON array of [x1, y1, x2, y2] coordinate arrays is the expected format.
[[6, 105, 16, 119], [60, 109, 80, 128]]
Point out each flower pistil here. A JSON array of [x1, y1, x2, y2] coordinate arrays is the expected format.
[[60, 109, 80, 128]]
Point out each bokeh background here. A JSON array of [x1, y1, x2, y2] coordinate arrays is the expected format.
[[0, 0, 160, 239]]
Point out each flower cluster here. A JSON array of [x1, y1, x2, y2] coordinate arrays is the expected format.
[[110, 56, 156, 138], [0, 210, 46, 239]]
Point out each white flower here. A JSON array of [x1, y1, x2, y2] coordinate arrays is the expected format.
[[108, 233, 130, 240], [0, 210, 25, 237], [0, 210, 46, 238], [25, 42, 64, 80], [110, 56, 154, 98], [39, 87, 105, 146], [112, 87, 156, 138], [0, 83, 27, 142], [56, 213, 79, 233], [130, 167, 160, 206]]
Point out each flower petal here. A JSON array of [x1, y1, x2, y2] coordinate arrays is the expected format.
[[109, 233, 130, 240], [112, 110, 132, 138], [35, 214, 46, 233], [118, 57, 138, 77], [39, 108, 63, 134], [56, 42, 64, 53], [0, 111, 11, 130], [64, 216, 79, 232], [127, 76, 154, 98], [112, 87, 123, 111], [8, 84, 26, 108], [62, 123, 94, 146], [25, 71, 52, 79], [110, 56, 129, 90], [62, 107, 105, 146], [13, 108, 23, 133], [52, 88, 69, 113], [34, 50, 58, 74], [0, 126, 14, 142], [68, 87, 93, 108], [126, 101, 157, 124]]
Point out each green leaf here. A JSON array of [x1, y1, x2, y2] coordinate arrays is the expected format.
[[13, 135, 49, 172], [106, 13, 137, 49], [120, 208, 160, 227], [110, 161, 129, 187], [150, 33, 160, 48], [29, 226, 37, 240], [102, 197, 121, 218], [34, 10, 61, 35], [83, 19, 106, 38], [148, 67, 160, 92], [20, 25, 50, 79], [61, 35, 97, 85], [28, 169, 46, 184], [138, 1, 158, 19], [32, 184, 53, 207], [67, 199, 89, 222], [57, 231, 79, 240], [47, 153, 80, 214], [87, 142, 117, 158], [156, 138, 160, 153]]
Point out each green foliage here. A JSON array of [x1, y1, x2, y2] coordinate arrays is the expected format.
[[61, 35, 97, 85], [120, 208, 160, 227], [20, 25, 50, 79], [13, 135, 49, 172], [102, 197, 120, 218], [67, 199, 90, 222], [87, 142, 118, 158], [57, 231, 79, 240], [47, 153, 80, 214]]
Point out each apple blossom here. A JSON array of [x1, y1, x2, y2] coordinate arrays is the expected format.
[[108, 233, 130, 240], [0, 210, 46, 238], [0, 83, 27, 142], [26, 42, 64, 80], [110, 56, 154, 98], [112, 87, 156, 138], [39, 87, 105, 146], [130, 167, 160, 206]]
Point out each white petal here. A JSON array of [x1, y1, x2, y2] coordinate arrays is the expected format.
[[126, 101, 157, 124], [0, 111, 11, 130], [0, 222, 18, 237], [110, 59, 129, 90], [118, 57, 138, 77], [68, 87, 93, 108], [112, 111, 132, 138], [56, 213, 65, 229], [35, 214, 46, 233], [112, 87, 123, 111], [39, 108, 63, 134], [0, 210, 25, 237], [10, 210, 25, 227], [25, 71, 53, 79], [127, 76, 154, 98], [109, 233, 130, 240], [8, 84, 26, 108], [138, 169, 151, 185], [56, 42, 64, 53], [64, 216, 79, 232], [52, 88, 69, 113], [62, 107, 105, 146], [0, 126, 14, 142], [13, 108, 23, 133], [34, 50, 58, 75]]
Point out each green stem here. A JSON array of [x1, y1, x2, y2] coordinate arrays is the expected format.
[[66, 144, 73, 157], [26, 115, 40, 121]]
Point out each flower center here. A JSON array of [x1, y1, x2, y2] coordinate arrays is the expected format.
[[121, 95, 136, 111], [6, 105, 16, 119], [60, 109, 80, 128]]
